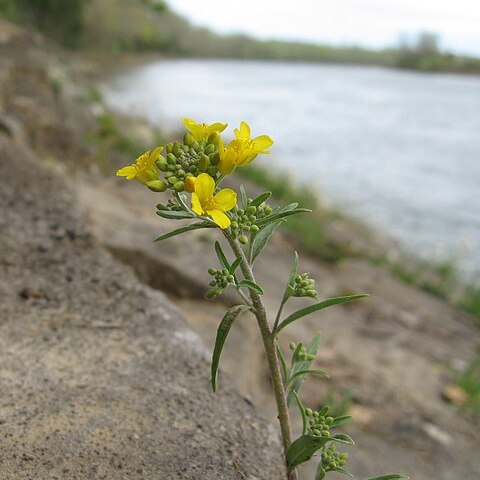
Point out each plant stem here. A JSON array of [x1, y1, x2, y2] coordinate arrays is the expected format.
[[225, 233, 298, 480]]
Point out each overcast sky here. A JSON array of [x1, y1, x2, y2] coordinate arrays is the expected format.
[[167, 0, 480, 56]]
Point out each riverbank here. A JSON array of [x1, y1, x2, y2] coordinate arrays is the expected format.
[[1, 16, 480, 479]]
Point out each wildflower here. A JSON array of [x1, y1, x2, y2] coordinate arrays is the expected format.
[[183, 118, 227, 142], [116, 147, 163, 186], [219, 121, 273, 175], [185, 176, 197, 193], [191, 173, 236, 229]]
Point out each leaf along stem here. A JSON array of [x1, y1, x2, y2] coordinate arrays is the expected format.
[[224, 232, 298, 480]]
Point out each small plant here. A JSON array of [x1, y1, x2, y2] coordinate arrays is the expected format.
[[453, 355, 480, 420], [116, 118, 408, 480]]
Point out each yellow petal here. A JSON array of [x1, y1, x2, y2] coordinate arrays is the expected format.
[[191, 193, 204, 216], [214, 189, 237, 212], [207, 122, 227, 134], [149, 146, 163, 162], [194, 173, 215, 200], [252, 135, 274, 152], [185, 176, 197, 193], [183, 118, 198, 131], [116, 165, 137, 180], [208, 210, 231, 229], [234, 121, 251, 141], [219, 147, 237, 175]]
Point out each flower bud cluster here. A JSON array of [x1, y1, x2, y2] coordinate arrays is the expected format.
[[229, 201, 272, 243], [289, 342, 315, 362], [156, 198, 183, 211], [304, 407, 334, 438], [155, 133, 220, 193], [318, 444, 348, 478], [207, 268, 235, 298], [292, 273, 317, 298]]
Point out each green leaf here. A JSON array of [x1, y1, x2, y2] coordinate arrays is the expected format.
[[214, 241, 230, 270], [275, 341, 288, 383], [275, 294, 369, 333], [287, 332, 322, 406], [286, 434, 328, 467], [251, 221, 282, 263], [288, 369, 330, 384], [365, 476, 409, 480], [292, 391, 307, 435], [255, 208, 311, 227], [282, 251, 299, 303], [250, 191, 272, 207], [229, 256, 242, 275], [315, 461, 325, 480], [173, 191, 190, 211], [240, 185, 248, 209], [154, 222, 214, 242], [330, 415, 352, 427], [333, 467, 353, 478], [211, 305, 252, 392], [156, 210, 194, 220], [330, 433, 355, 445], [238, 279, 264, 295]]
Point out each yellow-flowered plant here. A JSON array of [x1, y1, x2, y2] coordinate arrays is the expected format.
[[115, 118, 407, 480]]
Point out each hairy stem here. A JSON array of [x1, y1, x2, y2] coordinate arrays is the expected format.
[[225, 233, 298, 480]]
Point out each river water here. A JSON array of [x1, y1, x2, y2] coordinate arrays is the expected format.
[[102, 59, 480, 279]]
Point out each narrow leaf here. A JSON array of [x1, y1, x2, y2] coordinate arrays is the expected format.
[[240, 185, 248, 209], [214, 241, 230, 270], [275, 341, 288, 383], [282, 251, 299, 303], [333, 467, 354, 478], [330, 433, 355, 445], [292, 391, 307, 435], [250, 191, 272, 207], [287, 332, 322, 406], [154, 222, 214, 242], [255, 208, 311, 227], [286, 435, 328, 467], [276, 294, 369, 333], [251, 221, 282, 263], [238, 279, 264, 295], [288, 369, 330, 384], [315, 461, 325, 480], [174, 191, 190, 211], [156, 210, 194, 220], [366, 476, 409, 480], [211, 305, 252, 392], [330, 415, 352, 427]]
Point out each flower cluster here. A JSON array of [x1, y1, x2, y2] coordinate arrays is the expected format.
[[230, 200, 272, 243], [207, 267, 235, 298], [318, 444, 348, 479], [289, 342, 316, 362], [116, 119, 273, 230], [305, 407, 334, 438], [292, 273, 318, 298]]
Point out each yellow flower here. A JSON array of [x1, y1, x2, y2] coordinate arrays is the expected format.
[[191, 173, 237, 229], [183, 118, 227, 142], [116, 147, 163, 185], [184, 176, 197, 193], [219, 121, 273, 175]]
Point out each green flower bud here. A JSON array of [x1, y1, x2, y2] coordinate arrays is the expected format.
[[295, 275, 302, 284], [265, 206, 272, 215], [204, 144, 215, 155], [239, 235, 248, 245], [246, 206, 256, 215], [146, 180, 167, 192], [173, 181, 185, 192], [167, 153, 177, 164], [167, 164, 176, 172], [306, 354, 315, 361], [289, 342, 296, 350], [209, 280, 216, 287], [156, 203, 166, 210], [166, 143, 173, 153], [168, 176, 178, 185], [198, 155, 210, 171], [305, 408, 313, 417], [231, 221, 238, 229], [210, 152, 220, 166], [322, 430, 330, 437], [250, 225, 259, 233], [176, 169, 186, 177], [191, 141, 201, 152], [155, 156, 168, 170], [208, 268, 217, 275], [206, 166, 218, 176], [172, 142, 181, 156], [313, 429, 321, 436], [325, 417, 334, 425], [184, 132, 194, 146], [227, 275, 235, 283]]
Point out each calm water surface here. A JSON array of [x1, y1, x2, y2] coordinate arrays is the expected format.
[[102, 60, 480, 278]]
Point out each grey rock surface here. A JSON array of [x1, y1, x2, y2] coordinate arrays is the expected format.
[[0, 136, 284, 479]]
